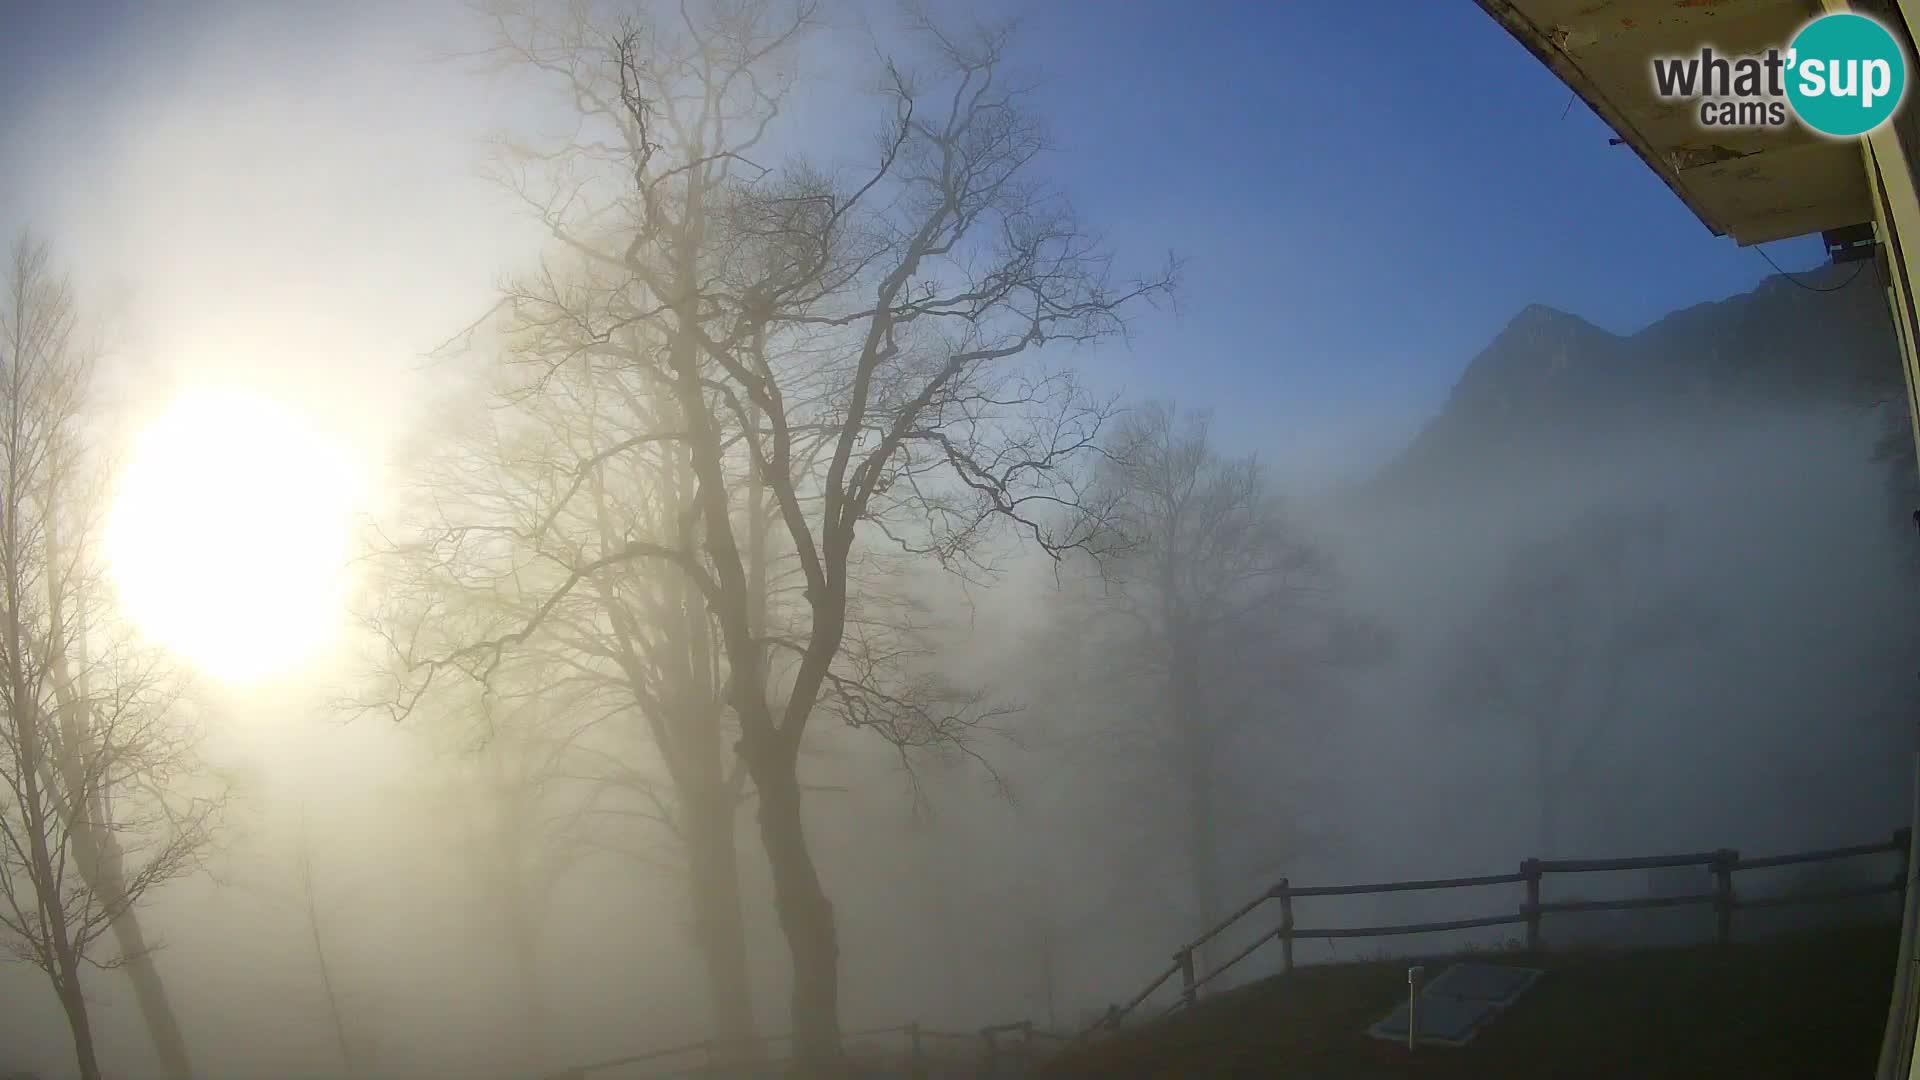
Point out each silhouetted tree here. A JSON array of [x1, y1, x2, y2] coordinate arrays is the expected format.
[[1450, 504, 1710, 856], [421, 4, 1173, 1070], [291, 810, 360, 1077], [0, 234, 217, 1080], [1080, 401, 1384, 971], [421, 686, 598, 1074], [361, 358, 767, 1054]]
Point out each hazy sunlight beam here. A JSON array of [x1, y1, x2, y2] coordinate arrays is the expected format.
[[106, 386, 360, 683]]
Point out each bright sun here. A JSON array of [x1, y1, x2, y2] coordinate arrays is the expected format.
[[107, 386, 359, 683]]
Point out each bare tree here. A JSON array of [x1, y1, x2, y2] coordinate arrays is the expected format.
[[236, 801, 373, 1076], [1078, 401, 1382, 971], [1449, 504, 1711, 856], [361, 358, 768, 1054], [0, 234, 217, 1080], [291, 809, 360, 1077], [421, 3, 1174, 1070], [420, 682, 600, 1075], [368, 288, 1025, 1065]]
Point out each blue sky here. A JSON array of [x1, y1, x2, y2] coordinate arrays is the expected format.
[[988, 3, 1828, 479], [0, 1, 1831, 487]]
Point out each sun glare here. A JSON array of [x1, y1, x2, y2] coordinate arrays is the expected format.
[[107, 386, 359, 683]]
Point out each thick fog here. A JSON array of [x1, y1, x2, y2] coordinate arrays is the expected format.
[[0, 4, 1914, 1080]]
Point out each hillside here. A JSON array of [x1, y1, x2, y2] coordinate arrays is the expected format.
[[1043, 922, 1899, 1080]]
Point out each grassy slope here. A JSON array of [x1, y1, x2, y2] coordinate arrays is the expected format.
[[1044, 922, 1900, 1080]]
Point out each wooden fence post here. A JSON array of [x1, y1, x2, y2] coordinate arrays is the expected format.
[[1713, 849, 1738, 945], [1177, 946, 1197, 1006], [1521, 858, 1542, 951], [907, 1022, 924, 1080], [1407, 966, 1426, 1052], [979, 1027, 997, 1073], [1020, 1020, 1034, 1072], [1277, 879, 1295, 974]]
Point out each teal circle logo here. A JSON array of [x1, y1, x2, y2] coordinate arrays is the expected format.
[[1786, 13, 1907, 137]]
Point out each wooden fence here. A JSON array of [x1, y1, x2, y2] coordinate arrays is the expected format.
[[541, 827, 1914, 1075], [1084, 827, 1915, 1039], [543, 1018, 1073, 1079]]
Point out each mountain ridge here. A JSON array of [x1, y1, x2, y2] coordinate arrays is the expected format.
[[1368, 263, 1901, 501]]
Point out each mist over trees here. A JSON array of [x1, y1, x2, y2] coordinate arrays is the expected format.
[[366, 1, 1174, 1071], [0, 236, 219, 1080], [1, 5, 1918, 1080], [1446, 504, 1714, 857], [1052, 402, 1385, 970]]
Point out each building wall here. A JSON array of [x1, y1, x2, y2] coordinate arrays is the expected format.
[[1813, 7, 1920, 1077], [1827, 2, 1920, 468]]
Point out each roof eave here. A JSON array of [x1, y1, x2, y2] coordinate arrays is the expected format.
[[1474, 0, 1735, 240]]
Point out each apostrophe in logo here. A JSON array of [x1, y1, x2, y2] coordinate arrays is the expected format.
[[1786, 13, 1907, 137]]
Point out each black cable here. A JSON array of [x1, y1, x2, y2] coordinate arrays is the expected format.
[[1757, 244, 1868, 292]]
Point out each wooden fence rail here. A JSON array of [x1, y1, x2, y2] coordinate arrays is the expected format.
[[1083, 826, 1914, 1041], [542, 828, 1916, 1074]]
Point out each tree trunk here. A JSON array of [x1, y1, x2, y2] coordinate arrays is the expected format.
[[308, 892, 356, 1076], [686, 788, 757, 1059], [11, 582, 103, 1080], [663, 150, 838, 1071], [1540, 784, 1560, 860], [1168, 620, 1223, 975], [291, 811, 357, 1076], [506, 903, 546, 1075], [104, 881, 196, 1080], [53, 951, 103, 1080], [586, 407, 757, 1058], [1035, 923, 1059, 1030], [71, 823, 196, 1080], [694, 387, 764, 1060], [751, 759, 842, 1077], [1184, 749, 1224, 976], [43, 511, 197, 1080], [1535, 717, 1558, 858]]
